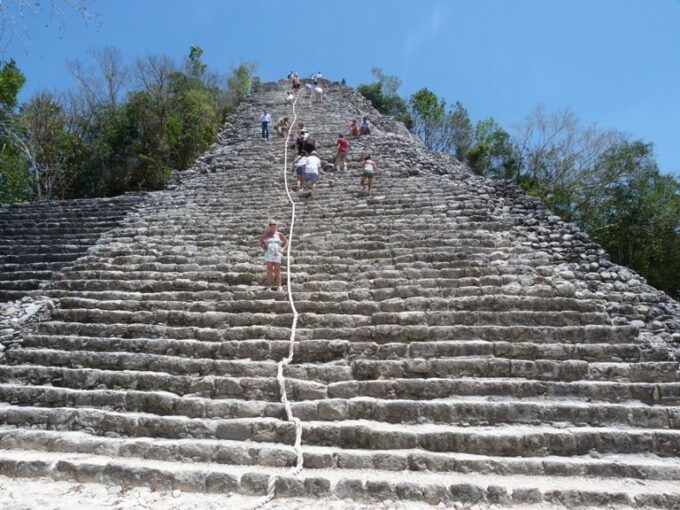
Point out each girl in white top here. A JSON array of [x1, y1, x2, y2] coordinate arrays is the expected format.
[[360, 154, 378, 196], [258, 220, 288, 291]]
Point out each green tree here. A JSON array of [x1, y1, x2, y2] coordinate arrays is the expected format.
[[448, 101, 474, 161], [223, 61, 257, 113], [168, 81, 219, 170], [583, 142, 680, 298], [21, 92, 73, 199], [185, 46, 207, 79], [357, 68, 412, 129], [0, 59, 31, 203], [409, 89, 473, 160], [467, 117, 521, 179]]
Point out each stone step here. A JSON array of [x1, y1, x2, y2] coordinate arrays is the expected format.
[[7, 349, 352, 382], [0, 270, 54, 281], [33, 320, 639, 345], [46, 308, 372, 328], [11, 346, 676, 384], [328, 377, 680, 404], [0, 365, 326, 401], [1, 448, 678, 507], [45, 286, 607, 308], [54, 294, 605, 314], [0, 253, 83, 264], [0, 290, 44, 302], [0, 279, 46, 291], [2, 384, 678, 429], [0, 239, 98, 250], [3, 428, 680, 482], [3, 363, 679, 404], [0, 261, 79, 272], [21, 334, 660, 363], [0, 405, 679, 458], [0, 221, 124, 232], [351, 359, 680, 383], [46, 307, 613, 329]]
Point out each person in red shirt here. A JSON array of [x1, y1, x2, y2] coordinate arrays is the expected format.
[[335, 134, 349, 171]]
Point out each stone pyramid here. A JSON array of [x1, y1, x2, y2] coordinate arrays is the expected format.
[[1, 80, 679, 508]]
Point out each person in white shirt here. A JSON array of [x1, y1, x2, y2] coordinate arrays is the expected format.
[[303, 151, 322, 195], [360, 117, 371, 135], [259, 110, 271, 140]]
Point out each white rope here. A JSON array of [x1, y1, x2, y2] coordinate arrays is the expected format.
[[247, 87, 304, 510]]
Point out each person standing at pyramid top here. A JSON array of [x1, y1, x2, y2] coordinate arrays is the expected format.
[[259, 110, 271, 140]]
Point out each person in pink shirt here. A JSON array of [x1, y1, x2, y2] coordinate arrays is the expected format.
[[335, 134, 349, 172]]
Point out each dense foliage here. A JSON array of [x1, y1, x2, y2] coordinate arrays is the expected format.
[[359, 70, 680, 299], [0, 47, 257, 202]]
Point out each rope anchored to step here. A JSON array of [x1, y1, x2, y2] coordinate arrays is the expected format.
[[247, 89, 304, 510]]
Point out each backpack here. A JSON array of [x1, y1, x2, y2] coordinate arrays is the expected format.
[[303, 137, 316, 153]]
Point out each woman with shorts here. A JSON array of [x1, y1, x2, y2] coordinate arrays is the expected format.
[[293, 152, 307, 189], [360, 154, 378, 196], [258, 220, 288, 291]]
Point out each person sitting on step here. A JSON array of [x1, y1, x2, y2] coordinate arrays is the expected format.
[[349, 119, 359, 137], [360, 154, 378, 196], [303, 151, 322, 196], [275, 116, 290, 137], [285, 92, 295, 105], [360, 116, 371, 135], [259, 220, 288, 291], [335, 134, 349, 171]]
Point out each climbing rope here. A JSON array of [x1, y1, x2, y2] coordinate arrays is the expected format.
[[247, 88, 304, 510]]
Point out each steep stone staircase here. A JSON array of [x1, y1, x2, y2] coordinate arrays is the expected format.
[[1, 80, 680, 508], [0, 195, 144, 302]]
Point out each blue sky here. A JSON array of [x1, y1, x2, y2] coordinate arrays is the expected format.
[[3, 0, 680, 173]]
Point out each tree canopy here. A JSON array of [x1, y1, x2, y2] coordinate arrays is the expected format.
[[0, 47, 257, 202]]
